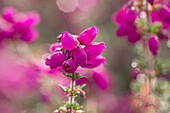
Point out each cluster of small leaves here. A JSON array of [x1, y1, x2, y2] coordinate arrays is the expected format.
[[58, 72, 86, 112], [59, 83, 86, 98], [57, 101, 84, 113], [148, 22, 162, 34], [130, 80, 142, 93], [63, 72, 87, 80], [153, 78, 170, 112]]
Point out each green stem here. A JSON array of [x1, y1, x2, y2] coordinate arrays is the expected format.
[[69, 73, 75, 113]]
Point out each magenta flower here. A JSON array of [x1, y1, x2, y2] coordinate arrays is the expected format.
[[84, 42, 105, 59], [72, 47, 88, 67], [2, 7, 16, 23], [0, 7, 40, 42], [62, 58, 78, 73], [124, 10, 136, 24], [78, 25, 99, 45], [151, 7, 170, 29], [114, 7, 127, 24], [61, 31, 77, 51], [148, 35, 159, 55], [45, 51, 66, 69], [92, 71, 109, 90], [116, 24, 135, 37], [20, 29, 38, 42], [147, 0, 155, 5], [49, 43, 62, 52], [85, 56, 105, 68], [114, 8, 140, 43], [45, 25, 105, 74], [159, 7, 170, 26], [127, 30, 141, 43], [76, 65, 112, 91]]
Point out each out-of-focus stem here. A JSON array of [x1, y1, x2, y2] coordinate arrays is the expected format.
[[69, 73, 75, 113], [144, 0, 154, 112]]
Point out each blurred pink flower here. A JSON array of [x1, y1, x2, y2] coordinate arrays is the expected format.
[[76, 65, 113, 91], [0, 48, 39, 100], [0, 6, 40, 43]]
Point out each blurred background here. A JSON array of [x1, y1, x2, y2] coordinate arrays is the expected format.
[[0, 0, 132, 92], [0, 0, 169, 113]]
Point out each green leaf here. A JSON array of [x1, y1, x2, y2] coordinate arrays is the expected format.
[[80, 84, 86, 89], [73, 102, 81, 110], [149, 22, 162, 34], [59, 84, 67, 92], [65, 102, 70, 108], [63, 73, 73, 79], [138, 18, 145, 28], [74, 72, 87, 79]]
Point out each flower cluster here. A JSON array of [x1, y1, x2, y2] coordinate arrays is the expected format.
[[0, 7, 40, 43], [114, 7, 140, 43], [45, 25, 105, 73], [113, 0, 170, 56]]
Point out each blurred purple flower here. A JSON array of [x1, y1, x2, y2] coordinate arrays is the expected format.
[[151, 7, 170, 29], [76, 65, 112, 91], [92, 72, 108, 90], [124, 10, 136, 24], [2, 7, 16, 23], [127, 30, 141, 43], [0, 7, 40, 43], [113, 6, 127, 24], [113, 8, 140, 43], [0, 48, 40, 100], [147, 0, 155, 5], [148, 35, 159, 55]]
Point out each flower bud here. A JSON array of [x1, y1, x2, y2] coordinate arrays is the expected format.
[[148, 35, 159, 55], [159, 7, 170, 26], [151, 8, 169, 29], [124, 10, 136, 24], [127, 30, 140, 43], [61, 31, 77, 51], [92, 72, 109, 90], [20, 29, 39, 42], [49, 43, 62, 52], [2, 7, 16, 23], [45, 51, 66, 69], [147, 0, 155, 5], [114, 7, 127, 24], [84, 42, 105, 59], [85, 56, 105, 68], [78, 25, 99, 45], [72, 47, 88, 67], [116, 24, 135, 37], [62, 58, 78, 73]]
